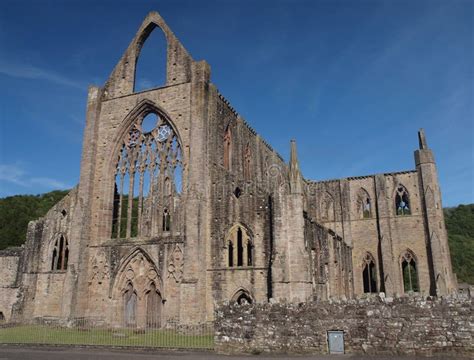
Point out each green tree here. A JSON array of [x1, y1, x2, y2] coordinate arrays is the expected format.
[[444, 204, 474, 284], [0, 190, 69, 250]]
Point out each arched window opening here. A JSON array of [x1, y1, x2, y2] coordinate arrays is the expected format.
[[134, 26, 167, 92], [357, 188, 372, 219], [223, 126, 232, 171], [232, 289, 253, 305], [162, 208, 171, 232], [146, 282, 162, 328], [112, 111, 182, 239], [237, 228, 243, 266], [395, 185, 411, 216], [0, 312, 4, 323], [401, 251, 419, 292], [320, 192, 335, 222], [51, 248, 57, 271], [227, 224, 253, 268], [247, 241, 253, 266], [51, 235, 68, 271], [228, 241, 234, 267], [362, 253, 377, 293], [236, 292, 252, 305], [123, 282, 137, 327], [243, 142, 251, 180], [233, 187, 242, 199]]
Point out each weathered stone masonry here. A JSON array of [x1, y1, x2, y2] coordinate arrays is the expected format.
[[215, 296, 473, 356], [0, 10, 458, 328]]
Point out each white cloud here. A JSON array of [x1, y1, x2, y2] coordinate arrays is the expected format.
[[0, 163, 71, 191], [0, 60, 86, 90]]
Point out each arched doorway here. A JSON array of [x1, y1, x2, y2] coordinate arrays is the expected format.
[[146, 282, 163, 328], [123, 282, 137, 327]]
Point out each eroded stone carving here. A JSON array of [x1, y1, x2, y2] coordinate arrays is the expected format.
[[90, 250, 110, 284], [167, 244, 184, 283]]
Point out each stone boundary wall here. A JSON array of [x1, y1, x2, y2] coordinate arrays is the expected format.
[[215, 296, 473, 356]]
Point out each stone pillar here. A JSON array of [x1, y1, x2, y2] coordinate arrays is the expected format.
[[69, 86, 103, 318], [374, 174, 397, 296], [179, 60, 211, 324], [415, 129, 456, 295], [286, 140, 312, 301]]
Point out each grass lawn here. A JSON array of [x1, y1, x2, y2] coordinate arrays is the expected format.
[[0, 325, 214, 349]]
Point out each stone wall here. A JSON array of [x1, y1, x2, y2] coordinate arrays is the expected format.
[[215, 295, 473, 356], [0, 247, 22, 322]]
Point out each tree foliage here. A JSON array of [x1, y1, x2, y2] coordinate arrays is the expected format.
[[0, 190, 69, 250], [0, 190, 472, 284], [444, 204, 474, 284]]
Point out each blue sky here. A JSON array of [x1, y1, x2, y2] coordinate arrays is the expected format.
[[0, 0, 472, 206]]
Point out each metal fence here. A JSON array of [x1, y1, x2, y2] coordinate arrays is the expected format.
[[0, 317, 214, 350]]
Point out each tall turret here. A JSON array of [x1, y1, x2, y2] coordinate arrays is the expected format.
[[289, 139, 303, 194], [415, 129, 457, 295]]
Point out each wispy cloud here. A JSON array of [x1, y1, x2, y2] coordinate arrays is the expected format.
[[0, 60, 86, 90], [136, 78, 154, 90], [0, 164, 71, 190]]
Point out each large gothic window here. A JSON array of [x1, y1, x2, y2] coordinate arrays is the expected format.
[[51, 235, 69, 271], [362, 253, 377, 293], [226, 224, 253, 267], [401, 250, 419, 292], [223, 126, 232, 171], [395, 185, 411, 216], [112, 111, 182, 239]]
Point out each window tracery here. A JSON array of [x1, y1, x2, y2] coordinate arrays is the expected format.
[[51, 235, 69, 271], [357, 188, 372, 219], [395, 185, 411, 216], [112, 111, 182, 239], [362, 252, 377, 293], [226, 224, 253, 267], [401, 250, 419, 292], [320, 192, 335, 222]]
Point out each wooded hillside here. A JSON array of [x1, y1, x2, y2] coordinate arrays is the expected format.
[[0, 190, 472, 284]]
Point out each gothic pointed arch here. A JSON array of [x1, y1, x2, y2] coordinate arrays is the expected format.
[[361, 252, 377, 293], [400, 249, 419, 293], [320, 191, 335, 221], [231, 288, 253, 305], [395, 184, 411, 216], [225, 223, 254, 267], [356, 188, 372, 219], [109, 100, 184, 239], [110, 247, 162, 300], [133, 23, 168, 92], [102, 11, 193, 99], [50, 233, 69, 271], [424, 185, 435, 209]]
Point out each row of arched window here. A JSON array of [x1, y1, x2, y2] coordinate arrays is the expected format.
[[223, 125, 252, 180], [362, 250, 419, 294], [320, 185, 412, 222]]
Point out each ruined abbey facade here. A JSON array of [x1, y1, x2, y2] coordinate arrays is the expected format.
[[0, 12, 457, 326]]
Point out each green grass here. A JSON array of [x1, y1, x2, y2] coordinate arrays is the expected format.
[[0, 325, 214, 349]]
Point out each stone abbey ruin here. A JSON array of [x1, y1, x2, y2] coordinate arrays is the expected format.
[[0, 11, 458, 328]]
